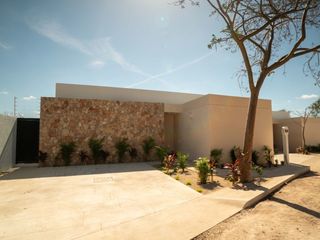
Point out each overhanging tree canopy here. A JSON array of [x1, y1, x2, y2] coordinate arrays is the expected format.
[[176, 0, 320, 182]]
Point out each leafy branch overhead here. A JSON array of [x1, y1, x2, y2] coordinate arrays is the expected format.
[[177, 0, 320, 88], [175, 0, 320, 182]]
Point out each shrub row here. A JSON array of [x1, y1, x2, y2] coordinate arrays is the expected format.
[[39, 137, 157, 166]]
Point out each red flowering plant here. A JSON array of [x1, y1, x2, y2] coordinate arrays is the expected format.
[[225, 159, 241, 185], [163, 153, 177, 174]]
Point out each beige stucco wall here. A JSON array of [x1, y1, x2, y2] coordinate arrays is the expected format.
[[40, 97, 164, 165], [305, 118, 320, 146], [273, 117, 320, 152], [175, 96, 211, 160], [175, 95, 273, 162]]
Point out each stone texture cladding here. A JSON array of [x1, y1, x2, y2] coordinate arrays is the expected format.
[[40, 97, 164, 165]]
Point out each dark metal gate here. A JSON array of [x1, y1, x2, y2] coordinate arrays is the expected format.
[[16, 118, 40, 164]]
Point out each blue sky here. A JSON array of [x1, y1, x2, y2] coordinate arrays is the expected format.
[[0, 0, 319, 117]]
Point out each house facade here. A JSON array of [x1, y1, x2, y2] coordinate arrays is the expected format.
[[272, 110, 320, 152], [39, 83, 274, 165]]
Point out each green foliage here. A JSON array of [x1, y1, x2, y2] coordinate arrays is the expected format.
[[253, 164, 263, 176], [79, 151, 90, 164], [186, 181, 192, 186], [175, 175, 180, 180], [38, 151, 48, 164], [129, 147, 138, 160], [115, 138, 130, 162], [252, 150, 259, 165], [89, 137, 105, 164], [142, 137, 156, 160], [230, 146, 241, 163], [262, 145, 272, 166], [210, 148, 222, 165], [195, 157, 210, 184], [177, 152, 189, 172], [155, 145, 169, 164], [59, 141, 76, 166], [305, 144, 320, 153], [309, 98, 320, 117]]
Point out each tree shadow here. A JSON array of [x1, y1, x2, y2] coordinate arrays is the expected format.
[[198, 180, 223, 190], [297, 171, 319, 178], [231, 182, 269, 192], [271, 196, 320, 219]]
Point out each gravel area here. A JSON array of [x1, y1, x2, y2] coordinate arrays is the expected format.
[[194, 155, 320, 240]]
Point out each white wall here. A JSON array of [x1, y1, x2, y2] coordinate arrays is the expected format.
[[0, 115, 17, 171], [56, 83, 202, 105]]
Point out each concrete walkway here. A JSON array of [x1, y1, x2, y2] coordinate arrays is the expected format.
[[78, 155, 310, 240], [0, 163, 199, 240], [0, 155, 311, 240]]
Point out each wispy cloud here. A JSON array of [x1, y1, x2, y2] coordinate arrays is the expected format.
[[27, 18, 212, 90], [0, 91, 9, 95], [127, 52, 213, 88], [27, 18, 148, 76], [28, 20, 90, 55], [23, 95, 37, 101], [89, 60, 105, 69], [298, 94, 319, 100], [0, 41, 12, 50]]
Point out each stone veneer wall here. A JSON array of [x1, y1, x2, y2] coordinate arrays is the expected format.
[[40, 97, 164, 165]]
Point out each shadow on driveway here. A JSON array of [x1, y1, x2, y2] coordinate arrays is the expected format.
[[0, 162, 157, 181]]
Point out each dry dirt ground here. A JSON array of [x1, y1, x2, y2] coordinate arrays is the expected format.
[[171, 168, 233, 194], [195, 155, 320, 240]]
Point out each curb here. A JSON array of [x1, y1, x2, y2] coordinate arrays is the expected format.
[[243, 165, 310, 209]]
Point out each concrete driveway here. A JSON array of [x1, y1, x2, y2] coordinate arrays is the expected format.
[[0, 163, 199, 240]]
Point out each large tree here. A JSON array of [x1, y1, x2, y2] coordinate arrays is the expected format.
[[177, 0, 320, 182]]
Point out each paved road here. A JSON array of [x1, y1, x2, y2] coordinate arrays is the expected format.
[[195, 154, 320, 240]]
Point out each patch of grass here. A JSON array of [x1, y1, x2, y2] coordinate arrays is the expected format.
[[197, 189, 203, 193], [175, 175, 180, 180], [186, 181, 192, 186]]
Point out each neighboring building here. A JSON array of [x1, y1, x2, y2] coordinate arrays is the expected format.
[[272, 110, 320, 153], [39, 83, 274, 165]]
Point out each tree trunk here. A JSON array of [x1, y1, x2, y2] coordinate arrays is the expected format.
[[240, 89, 260, 182], [302, 116, 308, 153], [302, 124, 306, 151]]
